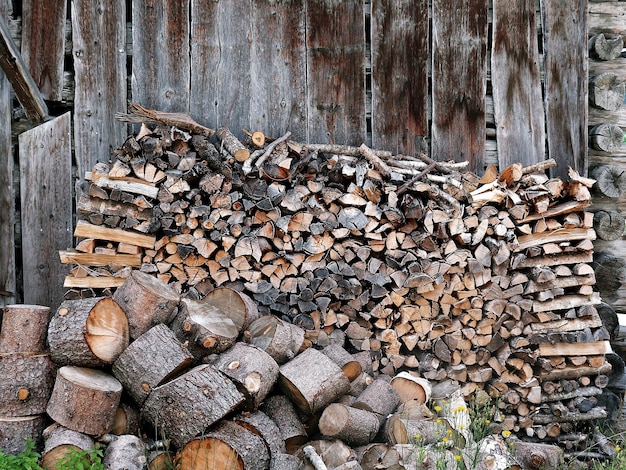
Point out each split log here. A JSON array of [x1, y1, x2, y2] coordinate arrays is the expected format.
[[589, 73, 625, 111], [113, 270, 180, 339], [41, 424, 95, 470], [140, 364, 245, 448], [48, 297, 129, 367], [213, 342, 279, 409], [46, 366, 123, 435], [0, 415, 47, 455], [0, 353, 55, 416], [247, 315, 308, 364], [111, 323, 194, 405], [102, 435, 147, 470], [295, 439, 356, 470], [589, 124, 624, 153], [318, 403, 380, 446], [176, 420, 270, 470], [0, 304, 50, 353], [261, 395, 308, 453], [278, 347, 351, 415]]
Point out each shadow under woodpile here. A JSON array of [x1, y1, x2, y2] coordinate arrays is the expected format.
[[0, 105, 619, 469]]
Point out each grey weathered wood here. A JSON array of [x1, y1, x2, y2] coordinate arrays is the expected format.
[[371, 0, 428, 156], [492, 0, 545, 169], [306, 0, 366, 145], [132, 0, 190, 113], [18, 112, 72, 311], [542, 0, 588, 179], [71, 0, 127, 191], [249, 0, 307, 142], [431, 0, 487, 174], [0, 14, 48, 121], [20, 0, 67, 101], [0, 0, 14, 306], [190, 0, 251, 141]]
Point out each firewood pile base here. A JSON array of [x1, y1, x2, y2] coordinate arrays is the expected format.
[[0, 104, 619, 468]]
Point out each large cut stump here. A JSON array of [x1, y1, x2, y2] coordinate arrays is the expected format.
[[170, 297, 240, 357], [204, 287, 260, 331], [278, 347, 351, 415], [0, 353, 56, 416], [46, 366, 123, 435], [247, 316, 308, 364], [112, 270, 180, 339], [0, 415, 47, 454], [318, 403, 380, 446], [176, 420, 270, 470], [390, 371, 432, 404], [260, 395, 308, 453], [112, 323, 193, 405], [140, 363, 245, 448], [214, 342, 279, 409], [41, 424, 95, 470], [0, 304, 50, 353], [102, 435, 147, 470], [48, 297, 129, 367]]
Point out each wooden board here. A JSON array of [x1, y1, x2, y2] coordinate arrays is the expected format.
[[491, 0, 545, 169], [73, 220, 156, 248], [306, 0, 366, 145], [542, 0, 588, 180], [371, 0, 429, 155], [20, 0, 67, 101], [431, 0, 488, 174], [0, 0, 14, 306], [249, 0, 307, 142], [190, 0, 251, 141], [132, 0, 190, 113], [588, 2, 626, 36], [71, 0, 127, 192], [538, 341, 612, 357], [18, 112, 73, 311]]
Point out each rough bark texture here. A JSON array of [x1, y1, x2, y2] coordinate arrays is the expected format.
[[0, 353, 55, 416], [0, 304, 50, 353]]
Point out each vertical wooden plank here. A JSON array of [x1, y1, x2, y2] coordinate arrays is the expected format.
[[250, 0, 307, 142], [542, 0, 588, 179], [20, 0, 66, 101], [72, 0, 127, 186], [306, 0, 366, 145], [371, 0, 428, 155], [0, 0, 15, 305], [491, 0, 545, 169], [18, 112, 73, 311], [132, 0, 190, 113], [431, 0, 488, 173], [190, 0, 251, 140]]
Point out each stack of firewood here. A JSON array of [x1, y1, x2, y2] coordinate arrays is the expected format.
[[57, 104, 611, 449]]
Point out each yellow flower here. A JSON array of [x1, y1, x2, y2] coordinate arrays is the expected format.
[[460, 424, 465, 430], [414, 434, 421, 440], [442, 437, 449, 443], [434, 405, 442, 412], [616, 446, 621, 452], [447, 429, 453, 436], [455, 455, 462, 461], [502, 430, 511, 438], [485, 420, 491, 425], [436, 419, 442, 424]]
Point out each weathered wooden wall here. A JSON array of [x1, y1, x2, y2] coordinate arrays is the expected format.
[[0, 0, 598, 309]]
